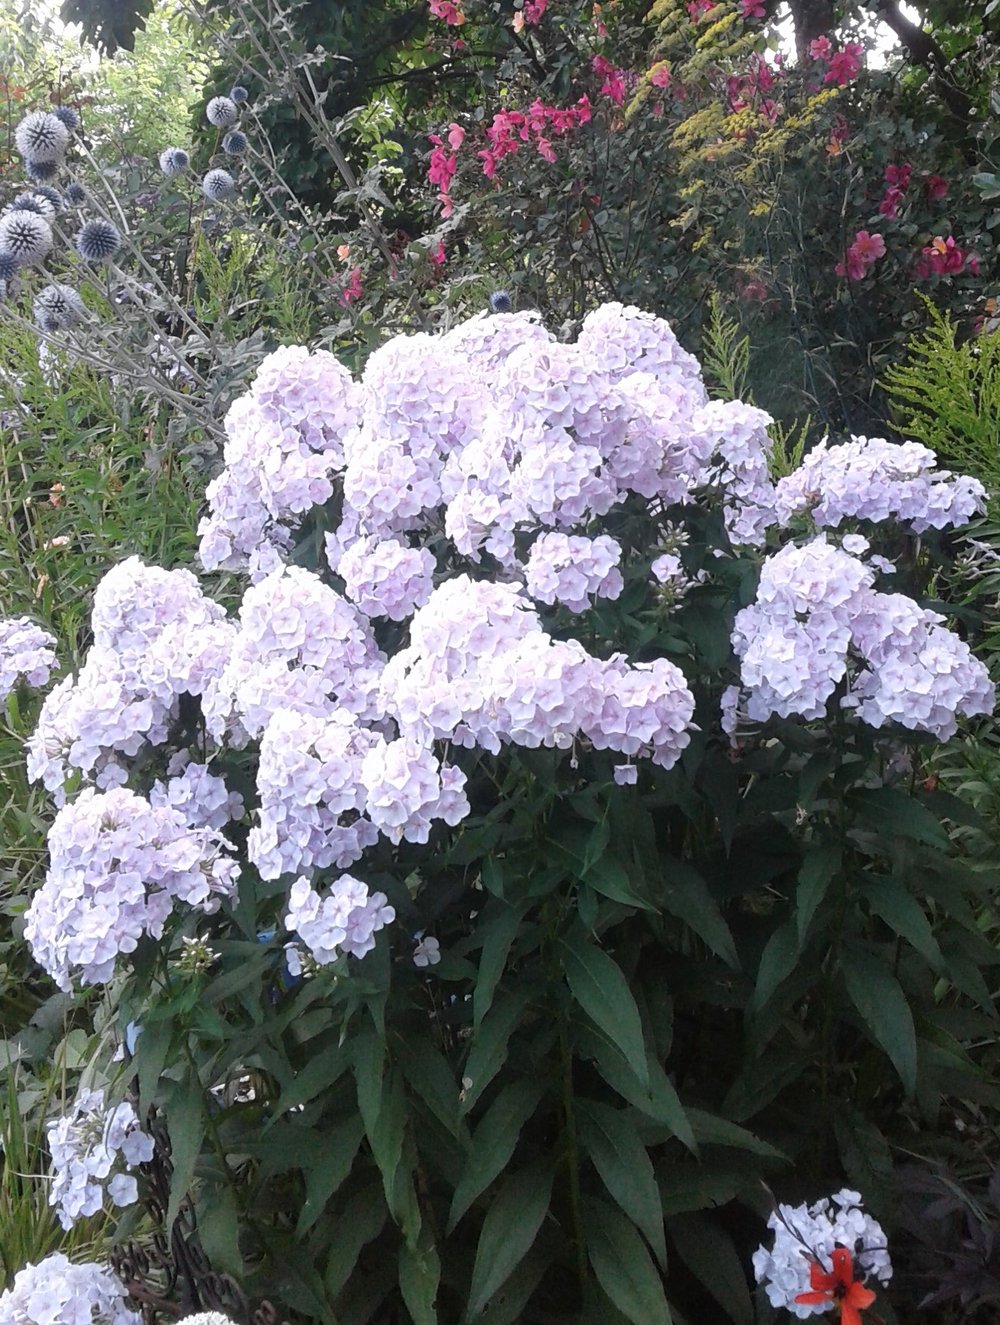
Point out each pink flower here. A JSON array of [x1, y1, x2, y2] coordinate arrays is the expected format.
[[428, 0, 465, 23], [809, 35, 832, 60], [925, 173, 949, 200], [339, 266, 363, 305], [430, 241, 446, 266], [835, 251, 867, 282], [447, 122, 465, 150], [916, 234, 977, 278], [879, 188, 903, 219], [824, 42, 863, 85], [852, 230, 885, 264], [740, 0, 766, 16], [686, 0, 718, 17], [524, 0, 548, 20], [648, 62, 671, 88], [884, 162, 911, 189]]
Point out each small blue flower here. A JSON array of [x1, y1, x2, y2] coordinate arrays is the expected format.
[[0, 211, 52, 264], [9, 192, 54, 220], [202, 168, 236, 201], [206, 95, 238, 127], [229, 85, 249, 104], [15, 111, 70, 164], [0, 252, 19, 282], [489, 290, 513, 313], [64, 181, 87, 205], [158, 146, 189, 177], [34, 282, 86, 330], [25, 158, 59, 182], [53, 106, 79, 130], [75, 218, 122, 263], [222, 130, 249, 156]]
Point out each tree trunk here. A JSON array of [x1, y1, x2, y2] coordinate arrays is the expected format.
[[788, 0, 837, 65]]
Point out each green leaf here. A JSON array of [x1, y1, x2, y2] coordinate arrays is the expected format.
[[134, 1016, 172, 1116], [576, 1023, 697, 1155], [465, 1161, 553, 1320], [659, 861, 739, 969], [561, 932, 649, 1089], [848, 787, 950, 850], [296, 1114, 365, 1236], [324, 1179, 388, 1296], [862, 878, 944, 970], [582, 1196, 672, 1325], [165, 1070, 204, 1232], [474, 902, 523, 1031], [462, 986, 534, 1114], [668, 1213, 753, 1325], [272, 1042, 349, 1119], [449, 1079, 545, 1232], [796, 843, 841, 947], [367, 1067, 407, 1216], [399, 1226, 440, 1325], [353, 1030, 386, 1135], [585, 858, 657, 912], [578, 1100, 666, 1268], [685, 1108, 785, 1159], [842, 946, 917, 1096], [197, 1184, 241, 1279], [751, 920, 799, 1015], [397, 1038, 465, 1139]]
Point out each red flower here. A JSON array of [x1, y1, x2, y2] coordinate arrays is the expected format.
[[795, 1249, 877, 1325], [925, 173, 949, 200]]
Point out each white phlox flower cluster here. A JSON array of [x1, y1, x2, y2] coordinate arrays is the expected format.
[[774, 435, 986, 532], [26, 559, 234, 798], [523, 533, 623, 611], [753, 1188, 892, 1318], [0, 616, 57, 697], [731, 537, 994, 737], [24, 787, 238, 990], [150, 760, 245, 831], [46, 1087, 154, 1229], [0, 1253, 141, 1325], [284, 874, 395, 972], [198, 346, 361, 579], [333, 536, 435, 621]]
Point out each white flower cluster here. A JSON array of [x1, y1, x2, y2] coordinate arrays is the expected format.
[[46, 1087, 154, 1229], [284, 875, 395, 972], [775, 435, 985, 533], [524, 533, 623, 611], [731, 537, 993, 738], [753, 1188, 892, 1318], [0, 616, 57, 698], [0, 1254, 140, 1325], [24, 787, 238, 990]]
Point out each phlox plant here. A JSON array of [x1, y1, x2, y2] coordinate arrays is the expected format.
[[8, 300, 1000, 1323]]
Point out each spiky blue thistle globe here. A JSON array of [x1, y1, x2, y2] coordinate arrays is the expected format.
[[489, 290, 513, 313], [14, 111, 70, 164], [222, 130, 248, 156], [0, 210, 52, 264], [206, 96, 238, 128], [202, 168, 236, 201], [158, 146, 189, 177], [229, 85, 249, 104], [9, 193, 55, 221], [75, 218, 122, 263], [53, 106, 79, 130], [25, 158, 59, 182], [0, 251, 19, 282], [64, 181, 87, 205], [33, 282, 86, 331], [28, 185, 63, 212]]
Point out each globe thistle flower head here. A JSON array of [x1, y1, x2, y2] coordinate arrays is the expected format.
[[75, 218, 122, 263], [158, 146, 189, 177], [229, 85, 249, 104], [9, 192, 56, 221], [0, 209, 52, 264], [53, 105, 80, 130], [206, 95, 238, 127], [222, 130, 249, 156], [25, 157, 59, 182], [15, 110, 70, 164], [32, 184, 64, 210], [64, 181, 88, 205], [202, 168, 236, 201], [0, 251, 19, 282], [34, 283, 86, 331], [489, 290, 513, 313]]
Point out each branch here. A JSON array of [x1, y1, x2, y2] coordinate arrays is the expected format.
[[871, 0, 973, 128]]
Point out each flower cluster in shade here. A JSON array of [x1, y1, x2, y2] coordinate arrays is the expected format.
[[45, 1087, 154, 1229], [22, 303, 994, 985], [0, 617, 57, 699], [753, 1189, 892, 1319], [729, 533, 993, 740], [0, 1254, 140, 1325]]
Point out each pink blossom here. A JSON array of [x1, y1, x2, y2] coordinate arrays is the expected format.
[[852, 230, 885, 264], [925, 173, 949, 200], [686, 0, 717, 16], [884, 162, 911, 189], [592, 54, 627, 105], [835, 251, 867, 282], [428, 0, 465, 23], [430, 241, 446, 266], [915, 234, 978, 278], [524, 0, 549, 20], [447, 122, 465, 150], [824, 42, 863, 85], [809, 35, 832, 60], [648, 62, 671, 89], [740, 0, 766, 17], [340, 266, 363, 305]]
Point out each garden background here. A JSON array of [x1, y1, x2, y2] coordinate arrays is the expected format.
[[0, 0, 999, 1321]]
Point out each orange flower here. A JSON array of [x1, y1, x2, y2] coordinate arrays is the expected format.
[[795, 1249, 877, 1325]]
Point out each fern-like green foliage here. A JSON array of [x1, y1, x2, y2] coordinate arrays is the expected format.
[[883, 297, 1000, 503]]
